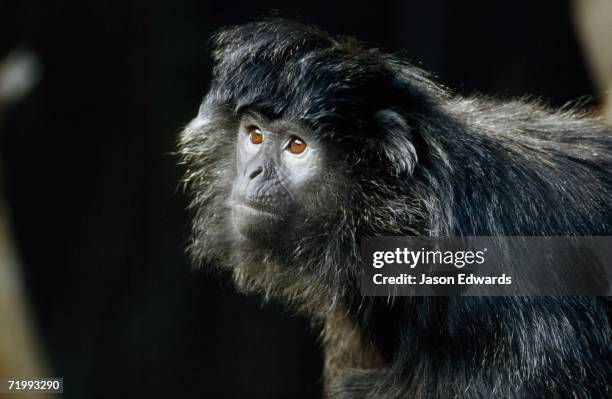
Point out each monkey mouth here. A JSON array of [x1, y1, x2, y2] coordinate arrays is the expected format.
[[233, 202, 283, 220]]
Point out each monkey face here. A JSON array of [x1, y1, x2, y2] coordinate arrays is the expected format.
[[179, 19, 426, 275], [230, 111, 323, 240]]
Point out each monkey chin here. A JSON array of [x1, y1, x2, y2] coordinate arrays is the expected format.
[[230, 202, 286, 242]]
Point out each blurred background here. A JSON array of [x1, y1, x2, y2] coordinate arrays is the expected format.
[[0, 1, 610, 398]]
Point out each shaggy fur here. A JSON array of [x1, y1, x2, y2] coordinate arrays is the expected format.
[[179, 19, 611, 398]]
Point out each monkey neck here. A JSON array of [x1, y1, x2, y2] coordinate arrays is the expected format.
[[321, 305, 385, 389]]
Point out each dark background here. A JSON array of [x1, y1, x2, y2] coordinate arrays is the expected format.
[[0, 1, 596, 398]]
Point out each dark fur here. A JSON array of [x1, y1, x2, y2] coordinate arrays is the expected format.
[[179, 20, 611, 398]]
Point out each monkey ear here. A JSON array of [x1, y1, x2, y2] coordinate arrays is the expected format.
[[374, 109, 418, 177]]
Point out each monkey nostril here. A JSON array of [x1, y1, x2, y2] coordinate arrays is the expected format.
[[248, 166, 263, 180]]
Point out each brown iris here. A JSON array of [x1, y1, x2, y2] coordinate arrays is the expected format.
[[288, 137, 307, 154], [249, 127, 263, 144]]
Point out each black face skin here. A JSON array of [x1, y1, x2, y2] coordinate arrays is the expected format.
[[231, 112, 322, 239]]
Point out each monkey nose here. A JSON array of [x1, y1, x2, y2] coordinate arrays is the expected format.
[[248, 165, 263, 180]]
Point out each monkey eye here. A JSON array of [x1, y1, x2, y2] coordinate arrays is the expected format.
[[287, 136, 307, 155], [248, 126, 264, 145]]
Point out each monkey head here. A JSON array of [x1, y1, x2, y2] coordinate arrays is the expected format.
[[179, 19, 441, 312]]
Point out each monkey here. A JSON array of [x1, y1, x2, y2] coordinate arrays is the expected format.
[[178, 19, 611, 399]]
